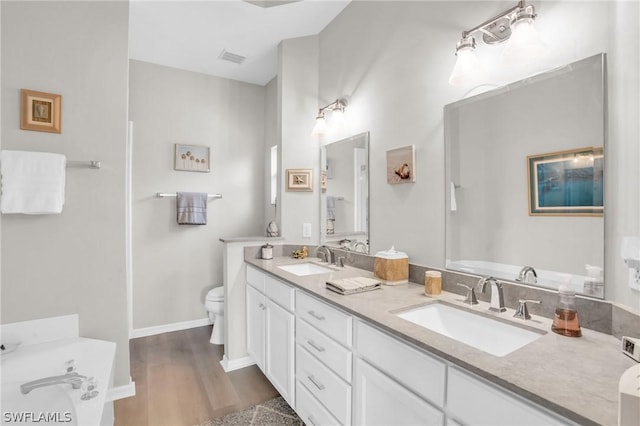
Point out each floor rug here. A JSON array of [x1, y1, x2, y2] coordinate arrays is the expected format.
[[201, 397, 302, 426]]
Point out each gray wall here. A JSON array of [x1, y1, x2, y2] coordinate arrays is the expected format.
[[1, 1, 130, 386], [129, 60, 265, 329], [307, 1, 639, 309], [278, 36, 320, 245]]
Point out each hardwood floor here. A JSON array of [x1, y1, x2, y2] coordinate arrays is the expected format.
[[114, 326, 279, 426]]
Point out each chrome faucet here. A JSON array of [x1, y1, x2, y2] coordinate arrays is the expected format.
[[21, 372, 87, 395], [516, 266, 538, 284], [316, 245, 333, 264], [353, 242, 367, 253], [476, 276, 506, 312]]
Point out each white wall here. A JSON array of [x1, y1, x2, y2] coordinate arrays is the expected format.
[[279, 36, 320, 245], [1, 1, 131, 386], [129, 60, 265, 329], [308, 1, 639, 309]]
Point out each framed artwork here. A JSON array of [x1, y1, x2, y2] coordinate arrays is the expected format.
[[528, 147, 604, 216], [20, 89, 62, 133], [175, 144, 210, 172], [286, 169, 313, 192], [386, 145, 416, 184]]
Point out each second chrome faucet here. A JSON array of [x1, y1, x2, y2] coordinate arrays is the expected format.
[[477, 276, 506, 313]]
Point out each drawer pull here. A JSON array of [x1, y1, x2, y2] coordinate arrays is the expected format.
[[307, 340, 326, 353], [307, 310, 326, 321], [307, 375, 325, 391], [258, 303, 266, 310], [307, 415, 318, 426]]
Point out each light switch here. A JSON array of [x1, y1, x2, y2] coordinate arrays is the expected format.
[[302, 223, 312, 238]]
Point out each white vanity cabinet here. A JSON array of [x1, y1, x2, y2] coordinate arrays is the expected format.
[[246, 266, 295, 407], [295, 291, 353, 425], [354, 320, 445, 425], [447, 367, 572, 426]]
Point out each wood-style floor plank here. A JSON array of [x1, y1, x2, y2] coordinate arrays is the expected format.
[[114, 325, 278, 426]]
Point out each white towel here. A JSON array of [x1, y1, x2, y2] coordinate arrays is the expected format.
[[450, 181, 458, 212], [0, 150, 66, 214]]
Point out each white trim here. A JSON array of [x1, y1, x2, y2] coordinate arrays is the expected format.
[[220, 355, 255, 372], [126, 120, 134, 338], [131, 318, 212, 339], [106, 381, 136, 402]]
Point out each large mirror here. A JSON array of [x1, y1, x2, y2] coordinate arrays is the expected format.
[[445, 54, 605, 298], [320, 132, 370, 252]]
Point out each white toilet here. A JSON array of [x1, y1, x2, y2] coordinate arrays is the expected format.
[[205, 286, 225, 345]]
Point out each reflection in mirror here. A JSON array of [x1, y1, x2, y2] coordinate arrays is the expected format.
[[444, 54, 605, 298], [320, 132, 369, 253]]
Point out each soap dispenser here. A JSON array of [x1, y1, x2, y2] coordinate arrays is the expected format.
[[551, 285, 582, 337]]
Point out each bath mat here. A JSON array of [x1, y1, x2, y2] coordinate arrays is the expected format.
[[199, 396, 301, 426]]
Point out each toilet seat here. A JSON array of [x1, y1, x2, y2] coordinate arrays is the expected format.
[[206, 287, 224, 302]]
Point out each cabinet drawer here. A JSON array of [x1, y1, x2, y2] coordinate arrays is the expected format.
[[296, 345, 351, 425], [297, 318, 352, 383], [266, 275, 295, 312], [296, 292, 352, 347], [246, 265, 265, 293], [355, 321, 445, 407], [296, 380, 342, 426], [447, 367, 571, 425], [354, 358, 444, 426]]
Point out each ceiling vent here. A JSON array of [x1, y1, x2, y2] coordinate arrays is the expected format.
[[218, 49, 246, 65], [244, 1, 302, 8]]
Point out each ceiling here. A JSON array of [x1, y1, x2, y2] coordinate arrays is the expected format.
[[129, 0, 351, 86]]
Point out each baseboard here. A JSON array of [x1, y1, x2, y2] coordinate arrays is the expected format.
[[131, 318, 212, 339], [220, 355, 255, 372], [106, 379, 136, 401]]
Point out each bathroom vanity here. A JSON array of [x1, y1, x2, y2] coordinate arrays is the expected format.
[[244, 256, 634, 426]]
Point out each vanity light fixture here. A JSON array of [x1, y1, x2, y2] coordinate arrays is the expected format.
[[311, 98, 348, 136], [449, 0, 545, 86]]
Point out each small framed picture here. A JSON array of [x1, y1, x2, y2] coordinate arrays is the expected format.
[[387, 145, 416, 184], [528, 147, 604, 216], [287, 169, 313, 192], [20, 89, 62, 133], [175, 144, 210, 172]]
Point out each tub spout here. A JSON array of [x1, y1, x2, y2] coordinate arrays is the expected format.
[[20, 372, 87, 395]]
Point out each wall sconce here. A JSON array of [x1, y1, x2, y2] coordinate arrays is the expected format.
[[449, 0, 545, 86], [311, 98, 348, 136]]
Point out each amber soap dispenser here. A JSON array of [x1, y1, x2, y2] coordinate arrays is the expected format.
[[551, 285, 582, 337]]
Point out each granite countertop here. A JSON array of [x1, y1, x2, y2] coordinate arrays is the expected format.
[[246, 256, 635, 426]]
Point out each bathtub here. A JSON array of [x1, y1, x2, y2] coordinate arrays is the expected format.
[[446, 259, 602, 296], [1, 317, 116, 426]]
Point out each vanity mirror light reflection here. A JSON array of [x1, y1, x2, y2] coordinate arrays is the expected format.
[[320, 132, 370, 252], [444, 54, 606, 298]]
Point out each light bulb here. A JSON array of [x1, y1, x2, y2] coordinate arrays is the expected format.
[[502, 9, 546, 63], [449, 37, 485, 86], [311, 115, 327, 136]]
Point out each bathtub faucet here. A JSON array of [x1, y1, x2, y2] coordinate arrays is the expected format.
[[20, 372, 87, 395]]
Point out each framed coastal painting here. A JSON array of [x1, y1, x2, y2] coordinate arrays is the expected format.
[[386, 145, 416, 184], [175, 144, 210, 172], [528, 147, 604, 216], [20, 89, 62, 133], [286, 169, 313, 191]]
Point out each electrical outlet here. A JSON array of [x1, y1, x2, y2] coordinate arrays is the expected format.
[[302, 223, 312, 238], [629, 268, 640, 291]]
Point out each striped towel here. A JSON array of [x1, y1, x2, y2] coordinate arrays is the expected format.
[[176, 192, 207, 225]]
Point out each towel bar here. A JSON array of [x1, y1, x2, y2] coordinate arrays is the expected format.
[[67, 160, 101, 169], [156, 192, 223, 199]]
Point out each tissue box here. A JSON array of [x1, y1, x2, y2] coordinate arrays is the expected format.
[[374, 247, 409, 285]]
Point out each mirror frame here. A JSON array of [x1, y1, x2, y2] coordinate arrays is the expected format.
[[444, 54, 606, 298]]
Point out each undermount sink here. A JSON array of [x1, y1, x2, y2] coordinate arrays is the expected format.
[[397, 303, 544, 357], [278, 262, 335, 276]]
